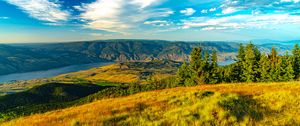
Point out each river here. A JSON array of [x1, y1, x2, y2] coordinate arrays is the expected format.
[[0, 62, 113, 83]]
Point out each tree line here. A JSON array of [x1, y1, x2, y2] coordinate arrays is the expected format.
[[176, 43, 300, 85]]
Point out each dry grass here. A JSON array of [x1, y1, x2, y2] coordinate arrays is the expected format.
[[54, 63, 176, 84], [54, 64, 140, 83], [2, 81, 300, 126]]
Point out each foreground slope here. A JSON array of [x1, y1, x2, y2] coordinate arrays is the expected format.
[[2, 82, 300, 126]]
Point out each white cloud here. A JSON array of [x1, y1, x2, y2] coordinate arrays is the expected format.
[[209, 8, 217, 12], [131, 0, 162, 8], [73, 5, 85, 11], [180, 8, 196, 16], [222, 7, 238, 14], [80, 0, 172, 33], [5, 0, 69, 22], [201, 9, 208, 14], [182, 14, 300, 30]]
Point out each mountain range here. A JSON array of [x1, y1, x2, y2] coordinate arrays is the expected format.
[[0, 39, 298, 75]]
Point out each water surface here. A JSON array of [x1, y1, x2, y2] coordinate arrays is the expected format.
[[0, 62, 112, 83]]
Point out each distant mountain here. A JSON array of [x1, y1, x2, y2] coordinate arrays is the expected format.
[[0, 39, 297, 76], [0, 40, 239, 75]]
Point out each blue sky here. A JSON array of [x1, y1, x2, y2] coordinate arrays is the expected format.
[[1, 0, 300, 43]]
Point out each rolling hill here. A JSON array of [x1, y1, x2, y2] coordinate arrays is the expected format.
[[54, 60, 182, 84], [0, 60, 181, 96], [2, 82, 299, 126]]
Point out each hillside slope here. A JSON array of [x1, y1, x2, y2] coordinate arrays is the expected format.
[[2, 82, 300, 126], [0, 60, 180, 96], [54, 60, 181, 84]]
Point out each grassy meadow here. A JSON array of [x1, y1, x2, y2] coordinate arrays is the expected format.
[[53, 61, 180, 84], [2, 82, 299, 126]]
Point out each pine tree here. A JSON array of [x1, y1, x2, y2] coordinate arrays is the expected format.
[[211, 49, 218, 68], [292, 44, 300, 79], [204, 50, 210, 71], [253, 46, 261, 81], [209, 49, 220, 84], [189, 47, 204, 85], [281, 51, 294, 81], [243, 43, 257, 82], [237, 44, 245, 62], [190, 47, 203, 72], [254, 47, 261, 61], [176, 62, 190, 86], [270, 47, 278, 64], [269, 47, 279, 81], [259, 53, 271, 82], [236, 44, 246, 82]]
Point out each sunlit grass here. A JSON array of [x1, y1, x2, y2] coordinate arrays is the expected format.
[[54, 63, 176, 84], [2, 81, 300, 126]]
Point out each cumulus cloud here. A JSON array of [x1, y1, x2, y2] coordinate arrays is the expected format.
[[182, 14, 300, 30], [180, 8, 196, 16], [79, 0, 172, 33], [5, 0, 69, 22]]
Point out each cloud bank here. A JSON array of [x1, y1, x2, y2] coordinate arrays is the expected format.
[[79, 0, 173, 33], [5, 0, 69, 22]]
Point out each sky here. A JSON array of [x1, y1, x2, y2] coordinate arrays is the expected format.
[[1, 0, 300, 43]]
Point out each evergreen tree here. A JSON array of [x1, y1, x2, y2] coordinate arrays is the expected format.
[[176, 62, 190, 86], [211, 49, 218, 68], [189, 47, 205, 85], [281, 51, 295, 81], [269, 47, 279, 81], [237, 44, 245, 62], [203, 50, 211, 84], [270, 47, 278, 64], [208, 49, 220, 84], [190, 47, 203, 72], [243, 43, 257, 82], [259, 53, 271, 82], [204, 50, 211, 71], [254, 46, 261, 61], [292, 44, 300, 79], [236, 44, 246, 82], [253, 46, 261, 81]]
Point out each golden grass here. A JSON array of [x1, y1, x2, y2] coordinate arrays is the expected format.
[[54, 64, 140, 83], [54, 63, 175, 84], [2, 81, 300, 126]]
